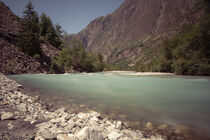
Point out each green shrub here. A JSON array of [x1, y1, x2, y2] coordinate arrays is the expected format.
[[5, 60, 15, 74], [33, 53, 41, 60]]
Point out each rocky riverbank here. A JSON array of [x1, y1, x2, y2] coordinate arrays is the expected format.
[[0, 74, 164, 140], [0, 74, 174, 140]]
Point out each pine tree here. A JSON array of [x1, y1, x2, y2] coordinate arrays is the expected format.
[[39, 13, 49, 36], [22, 1, 40, 33], [55, 23, 63, 39], [17, 1, 42, 57], [40, 13, 62, 48]]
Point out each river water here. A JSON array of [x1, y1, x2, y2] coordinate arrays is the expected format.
[[8, 72, 210, 139]]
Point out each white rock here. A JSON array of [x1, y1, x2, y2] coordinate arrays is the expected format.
[[75, 126, 103, 140], [34, 136, 45, 140], [7, 122, 14, 129], [1, 112, 14, 120], [146, 122, 153, 129], [40, 129, 56, 139], [158, 124, 168, 130], [116, 121, 122, 129], [118, 137, 133, 140], [10, 94, 18, 99], [108, 131, 122, 140], [78, 113, 88, 119], [24, 115, 36, 123], [27, 98, 33, 103], [17, 103, 27, 112], [106, 124, 115, 132], [90, 116, 99, 122], [89, 111, 101, 117], [106, 120, 112, 126], [122, 129, 142, 139], [17, 92, 22, 98], [21, 94, 28, 101], [49, 125, 59, 134], [68, 133, 74, 137], [17, 84, 23, 88], [57, 134, 72, 140]]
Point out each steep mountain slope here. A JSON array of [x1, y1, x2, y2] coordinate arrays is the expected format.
[[0, 2, 59, 74], [0, 2, 20, 44], [75, 0, 206, 65]]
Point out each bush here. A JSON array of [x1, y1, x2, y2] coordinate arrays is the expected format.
[[52, 39, 104, 73], [33, 53, 41, 60], [5, 60, 15, 74]]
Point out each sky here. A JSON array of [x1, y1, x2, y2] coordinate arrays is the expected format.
[[3, 0, 124, 34]]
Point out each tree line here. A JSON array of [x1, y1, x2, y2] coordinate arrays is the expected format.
[[17, 2, 104, 73]]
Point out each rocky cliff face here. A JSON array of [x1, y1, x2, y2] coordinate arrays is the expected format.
[[75, 0, 205, 64], [0, 2, 59, 74], [0, 2, 20, 43]]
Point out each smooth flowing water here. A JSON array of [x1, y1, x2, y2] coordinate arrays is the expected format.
[[8, 72, 210, 138]]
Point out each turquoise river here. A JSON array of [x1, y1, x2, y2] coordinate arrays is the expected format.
[[8, 72, 210, 139]]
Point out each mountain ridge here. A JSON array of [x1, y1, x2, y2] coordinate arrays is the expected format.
[[73, 0, 206, 64]]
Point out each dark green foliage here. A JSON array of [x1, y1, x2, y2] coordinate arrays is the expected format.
[[55, 23, 63, 39], [39, 13, 62, 48], [53, 39, 104, 73], [136, 14, 210, 75], [17, 2, 42, 57], [170, 15, 210, 75], [4, 60, 15, 74], [39, 13, 49, 36], [82, 52, 104, 72], [53, 47, 73, 72], [33, 53, 41, 60], [17, 30, 41, 56], [22, 2, 40, 33]]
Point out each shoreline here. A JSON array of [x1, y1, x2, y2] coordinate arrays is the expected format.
[[6, 71, 210, 79], [0, 74, 196, 140], [104, 71, 175, 76]]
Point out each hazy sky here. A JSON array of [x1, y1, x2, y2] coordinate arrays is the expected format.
[[3, 0, 124, 34]]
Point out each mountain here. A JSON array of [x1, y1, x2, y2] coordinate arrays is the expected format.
[[0, 2, 59, 74], [73, 0, 206, 67]]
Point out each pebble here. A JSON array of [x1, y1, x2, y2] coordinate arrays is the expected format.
[[116, 121, 122, 129], [146, 122, 153, 129]]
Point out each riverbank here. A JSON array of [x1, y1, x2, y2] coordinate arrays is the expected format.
[[105, 71, 175, 76], [0, 74, 166, 140]]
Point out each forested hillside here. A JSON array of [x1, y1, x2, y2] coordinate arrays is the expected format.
[[0, 2, 103, 74], [69, 0, 209, 75]]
